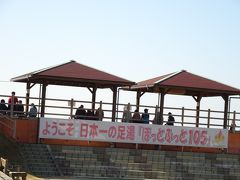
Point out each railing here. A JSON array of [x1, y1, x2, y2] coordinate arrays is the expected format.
[[0, 94, 239, 130]]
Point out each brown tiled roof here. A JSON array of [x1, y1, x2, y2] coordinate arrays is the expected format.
[[133, 72, 177, 88], [161, 71, 239, 92], [130, 70, 240, 96], [11, 60, 135, 88]]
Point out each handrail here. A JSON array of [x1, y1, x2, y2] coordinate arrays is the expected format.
[[0, 94, 239, 130]]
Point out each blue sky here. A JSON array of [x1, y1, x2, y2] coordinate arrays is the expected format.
[[0, 0, 240, 117]]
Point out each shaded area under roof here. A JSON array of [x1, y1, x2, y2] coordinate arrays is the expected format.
[[128, 70, 240, 97], [11, 60, 135, 88]]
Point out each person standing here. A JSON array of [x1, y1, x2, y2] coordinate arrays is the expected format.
[[95, 107, 104, 121], [75, 105, 86, 119], [141, 108, 150, 124], [153, 111, 163, 125], [29, 103, 37, 117], [8, 91, 18, 113], [16, 100, 24, 117], [166, 112, 175, 126], [132, 109, 141, 121], [0, 99, 8, 115], [122, 103, 132, 123]]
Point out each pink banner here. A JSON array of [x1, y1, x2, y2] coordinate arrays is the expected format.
[[39, 118, 228, 148]]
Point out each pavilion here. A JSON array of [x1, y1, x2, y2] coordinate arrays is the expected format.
[[11, 60, 135, 122], [123, 70, 240, 129]]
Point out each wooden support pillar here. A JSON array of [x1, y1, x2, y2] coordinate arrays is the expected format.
[[25, 82, 30, 114], [25, 82, 36, 114], [222, 95, 229, 129], [41, 83, 47, 117], [196, 100, 200, 127], [92, 87, 97, 111], [136, 91, 141, 111], [136, 91, 145, 111], [87, 87, 97, 111], [159, 93, 165, 125], [112, 87, 117, 122], [193, 96, 202, 128]]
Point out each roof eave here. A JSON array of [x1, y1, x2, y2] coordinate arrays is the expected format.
[[11, 74, 33, 82], [160, 85, 240, 96], [11, 74, 135, 88]]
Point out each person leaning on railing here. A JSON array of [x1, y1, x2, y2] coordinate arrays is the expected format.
[[16, 100, 25, 117], [141, 108, 150, 124], [230, 121, 236, 133], [86, 109, 95, 120], [153, 111, 163, 125], [131, 109, 141, 123], [0, 99, 8, 115], [74, 105, 86, 119], [95, 107, 104, 121], [8, 91, 18, 110], [166, 112, 175, 126], [28, 103, 37, 118], [122, 104, 132, 123]]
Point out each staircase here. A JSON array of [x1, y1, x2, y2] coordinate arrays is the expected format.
[[19, 144, 61, 177], [0, 133, 25, 171]]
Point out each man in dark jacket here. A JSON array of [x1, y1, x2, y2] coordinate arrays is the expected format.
[[75, 105, 86, 119], [16, 100, 24, 117], [0, 99, 8, 115], [166, 112, 175, 126]]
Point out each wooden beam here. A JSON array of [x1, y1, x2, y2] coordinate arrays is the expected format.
[[222, 95, 229, 129], [87, 87, 93, 93], [41, 83, 47, 117], [111, 87, 117, 122], [91, 87, 97, 111], [193, 96, 202, 127], [159, 92, 165, 125], [136, 91, 145, 111], [25, 82, 30, 114], [25, 83, 36, 114]]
